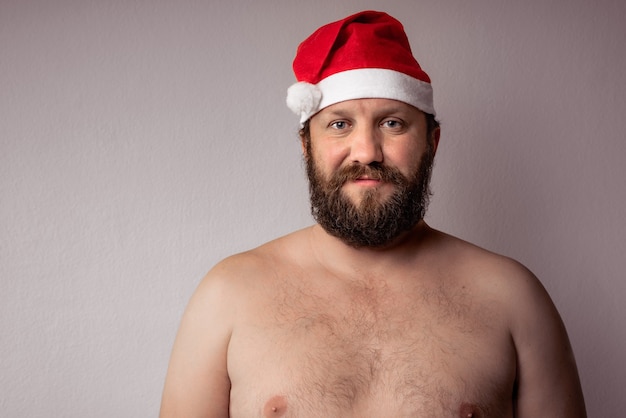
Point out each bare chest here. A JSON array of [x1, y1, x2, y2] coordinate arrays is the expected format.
[[228, 275, 516, 417]]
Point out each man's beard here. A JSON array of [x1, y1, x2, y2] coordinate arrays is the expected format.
[[306, 145, 435, 248]]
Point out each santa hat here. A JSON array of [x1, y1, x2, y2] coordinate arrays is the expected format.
[[286, 10, 435, 126]]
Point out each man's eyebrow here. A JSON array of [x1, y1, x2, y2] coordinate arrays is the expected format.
[[323, 109, 353, 118], [377, 107, 408, 116]]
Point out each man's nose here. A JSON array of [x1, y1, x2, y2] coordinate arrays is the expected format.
[[350, 125, 383, 165]]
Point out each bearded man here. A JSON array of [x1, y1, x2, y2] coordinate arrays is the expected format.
[[160, 11, 586, 417]]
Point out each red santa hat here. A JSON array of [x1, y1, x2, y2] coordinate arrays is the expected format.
[[286, 10, 435, 126]]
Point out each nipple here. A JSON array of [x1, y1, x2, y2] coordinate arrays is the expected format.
[[263, 395, 288, 417], [459, 403, 481, 418]]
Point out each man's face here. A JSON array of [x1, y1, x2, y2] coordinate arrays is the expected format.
[[304, 98, 439, 248]]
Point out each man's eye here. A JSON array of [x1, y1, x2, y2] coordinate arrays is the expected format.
[[382, 119, 402, 129], [330, 121, 348, 130]]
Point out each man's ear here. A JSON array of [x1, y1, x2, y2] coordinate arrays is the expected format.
[[431, 126, 441, 156], [300, 134, 308, 157]]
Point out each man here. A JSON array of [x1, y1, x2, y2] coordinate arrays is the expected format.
[[160, 11, 586, 417]]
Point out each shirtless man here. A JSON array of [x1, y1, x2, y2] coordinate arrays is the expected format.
[[160, 11, 586, 417]]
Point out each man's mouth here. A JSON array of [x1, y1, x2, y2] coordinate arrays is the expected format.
[[351, 175, 384, 186]]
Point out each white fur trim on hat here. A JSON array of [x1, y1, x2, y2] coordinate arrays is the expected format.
[[286, 68, 435, 126]]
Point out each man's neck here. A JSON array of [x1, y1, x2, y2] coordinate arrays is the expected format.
[[307, 220, 431, 279]]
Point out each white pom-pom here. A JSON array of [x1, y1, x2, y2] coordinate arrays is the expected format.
[[286, 82, 322, 122]]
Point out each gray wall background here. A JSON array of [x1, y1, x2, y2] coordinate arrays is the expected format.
[[2, 0, 625, 416]]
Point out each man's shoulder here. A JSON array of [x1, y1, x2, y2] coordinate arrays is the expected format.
[[431, 228, 529, 271], [184, 228, 314, 324], [427, 228, 562, 348], [201, 227, 312, 288], [429, 228, 546, 304]]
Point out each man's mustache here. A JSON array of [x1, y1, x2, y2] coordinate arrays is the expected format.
[[328, 163, 406, 189]]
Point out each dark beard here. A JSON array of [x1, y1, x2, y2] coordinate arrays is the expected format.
[[306, 146, 435, 248]]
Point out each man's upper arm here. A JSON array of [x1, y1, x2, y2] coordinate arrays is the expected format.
[[160, 266, 235, 418], [509, 266, 586, 417]]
